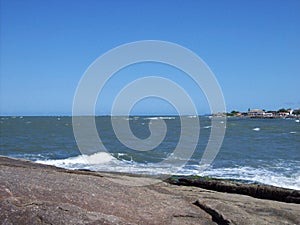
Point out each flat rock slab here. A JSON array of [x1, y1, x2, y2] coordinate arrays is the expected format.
[[0, 156, 299, 225]]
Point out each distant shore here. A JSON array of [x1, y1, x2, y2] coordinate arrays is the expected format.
[[223, 108, 300, 119]]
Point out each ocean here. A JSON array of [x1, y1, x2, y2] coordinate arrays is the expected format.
[[0, 116, 299, 190]]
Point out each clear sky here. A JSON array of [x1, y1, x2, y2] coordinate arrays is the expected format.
[[0, 0, 299, 115]]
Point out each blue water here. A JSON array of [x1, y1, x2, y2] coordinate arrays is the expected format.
[[0, 116, 299, 190]]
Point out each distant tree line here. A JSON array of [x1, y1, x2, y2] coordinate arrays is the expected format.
[[293, 109, 300, 115], [227, 108, 300, 116], [277, 108, 300, 115]]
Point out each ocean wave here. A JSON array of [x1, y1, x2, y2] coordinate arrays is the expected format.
[[144, 116, 176, 120], [201, 166, 300, 190], [36, 153, 300, 190], [36, 152, 117, 169]]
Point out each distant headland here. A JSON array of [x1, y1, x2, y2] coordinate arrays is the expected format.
[[225, 108, 300, 118]]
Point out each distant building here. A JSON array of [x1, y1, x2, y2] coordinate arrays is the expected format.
[[264, 112, 274, 118], [240, 108, 299, 118], [248, 109, 265, 118], [235, 112, 242, 116], [278, 112, 289, 117]]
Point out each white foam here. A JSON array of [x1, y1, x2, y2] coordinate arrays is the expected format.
[[145, 117, 159, 120], [36, 152, 116, 169], [36, 154, 300, 190], [253, 127, 260, 131], [201, 166, 300, 190], [159, 116, 175, 120], [145, 116, 175, 120]]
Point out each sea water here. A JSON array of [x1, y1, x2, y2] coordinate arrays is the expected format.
[[0, 116, 299, 190]]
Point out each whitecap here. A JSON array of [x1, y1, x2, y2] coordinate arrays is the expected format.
[[200, 166, 300, 190], [159, 116, 175, 120], [253, 127, 260, 131], [36, 152, 116, 169], [145, 117, 159, 120], [145, 116, 175, 120]]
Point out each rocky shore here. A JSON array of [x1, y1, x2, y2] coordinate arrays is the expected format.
[[1, 156, 299, 225], [166, 176, 300, 204]]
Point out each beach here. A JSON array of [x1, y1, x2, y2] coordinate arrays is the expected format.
[[1, 156, 299, 224]]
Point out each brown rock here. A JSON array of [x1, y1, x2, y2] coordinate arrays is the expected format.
[[0, 156, 299, 225], [166, 176, 300, 203]]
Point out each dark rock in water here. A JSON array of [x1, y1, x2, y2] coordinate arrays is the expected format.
[[166, 176, 300, 204], [0, 156, 299, 225]]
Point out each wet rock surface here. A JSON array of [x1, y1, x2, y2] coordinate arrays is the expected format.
[[0, 156, 299, 225], [166, 176, 300, 203]]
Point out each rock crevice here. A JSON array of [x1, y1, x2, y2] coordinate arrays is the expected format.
[[193, 200, 231, 225]]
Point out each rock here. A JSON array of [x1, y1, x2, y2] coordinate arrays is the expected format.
[[0, 156, 299, 225], [0, 157, 212, 225], [166, 176, 300, 203]]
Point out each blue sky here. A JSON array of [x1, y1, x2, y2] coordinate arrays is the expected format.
[[0, 0, 299, 115]]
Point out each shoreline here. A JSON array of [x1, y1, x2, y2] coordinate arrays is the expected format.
[[71, 166, 300, 203], [166, 175, 300, 204], [1, 156, 299, 224], [7, 155, 300, 193], [2, 156, 299, 201]]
